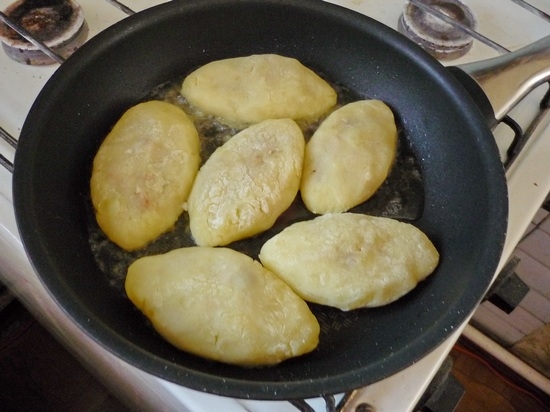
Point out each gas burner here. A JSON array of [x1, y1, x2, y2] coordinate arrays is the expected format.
[[398, 0, 477, 60], [0, 0, 88, 65]]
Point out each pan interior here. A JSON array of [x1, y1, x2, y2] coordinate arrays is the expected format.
[[13, 0, 507, 400]]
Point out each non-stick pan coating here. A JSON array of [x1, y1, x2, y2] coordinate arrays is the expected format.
[[13, 0, 507, 400]]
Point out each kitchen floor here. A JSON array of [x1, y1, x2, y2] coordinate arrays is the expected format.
[[0, 298, 129, 412], [472, 194, 550, 382], [0, 299, 548, 411], [451, 338, 549, 411]]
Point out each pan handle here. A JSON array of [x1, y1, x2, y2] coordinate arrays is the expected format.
[[0, 126, 16, 173], [453, 35, 550, 123]]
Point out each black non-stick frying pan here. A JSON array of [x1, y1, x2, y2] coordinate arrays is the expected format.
[[12, 0, 509, 400]]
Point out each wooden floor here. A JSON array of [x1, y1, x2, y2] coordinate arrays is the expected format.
[[0, 300, 129, 412], [1, 299, 549, 412], [450, 340, 549, 412]]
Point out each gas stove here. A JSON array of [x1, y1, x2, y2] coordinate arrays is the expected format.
[[1, 1, 550, 411]]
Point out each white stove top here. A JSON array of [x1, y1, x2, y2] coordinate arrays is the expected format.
[[2, 1, 550, 411]]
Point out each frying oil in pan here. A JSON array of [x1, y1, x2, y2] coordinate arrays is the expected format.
[[87, 74, 425, 312]]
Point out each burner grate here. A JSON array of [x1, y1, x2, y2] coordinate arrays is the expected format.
[[403, 0, 550, 56], [403, 0, 509, 57], [0, 10, 65, 63], [0, 125, 16, 172], [400, 0, 482, 59], [401, 0, 550, 58], [511, 0, 550, 22], [0, 0, 87, 65]]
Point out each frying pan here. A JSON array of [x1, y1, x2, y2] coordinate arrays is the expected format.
[[12, 0, 510, 400]]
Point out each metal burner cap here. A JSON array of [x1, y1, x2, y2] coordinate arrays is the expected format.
[[0, 0, 88, 65], [398, 0, 477, 60]]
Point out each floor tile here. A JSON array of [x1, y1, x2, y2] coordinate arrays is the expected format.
[[514, 250, 550, 298], [520, 290, 550, 323], [519, 229, 550, 268]]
